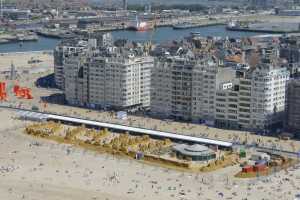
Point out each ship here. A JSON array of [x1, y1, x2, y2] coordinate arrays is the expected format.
[[36, 29, 75, 39], [226, 20, 240, 30], [190, 32, 202, 37], [172, 22, 195, 30], [128, 16, 152, 31], [0, 39, 10, 44], [16, 33, 39, 42], [226, 20, 249, 31]]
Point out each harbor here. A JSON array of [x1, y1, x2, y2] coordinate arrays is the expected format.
[[36, 29, 76, 39], [0, 25, 261, 53], [172, 21, 223, 29], [0, 31, 39, 44], [227, 21, 300, 34]]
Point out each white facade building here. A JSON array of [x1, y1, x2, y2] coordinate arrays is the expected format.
[[87, 55, 153, 109], [54, 41, 86, 89], [215, 64, 290, 130], [250, 64, 289, 130], [151, 56, 219, 123], [64, 52, 154, 110], [152, 55, 290, 130]]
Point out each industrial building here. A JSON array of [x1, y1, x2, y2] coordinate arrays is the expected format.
[[249, 0, 276, 9], [1, 8, 30, 20], [277, 9, 300, 16]]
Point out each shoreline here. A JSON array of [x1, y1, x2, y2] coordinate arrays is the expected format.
[[0, 50, 53, 55], [226, 27, 300, 34]]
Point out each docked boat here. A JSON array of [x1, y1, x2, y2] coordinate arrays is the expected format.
[[0, 39, 10, 44], [37, 29, 75, 39], [190, 32, 201, 37], [172, 22, 195, 29], [226, 21, 240, 30], [226, 21, 249, 31], [16, 33, 39, 42], [128, 16, 152, 31]]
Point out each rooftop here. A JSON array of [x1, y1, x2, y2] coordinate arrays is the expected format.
[[173, 144, 215, 157]]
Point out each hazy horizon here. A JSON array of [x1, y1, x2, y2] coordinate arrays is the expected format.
[[89, 0, 239, 6]]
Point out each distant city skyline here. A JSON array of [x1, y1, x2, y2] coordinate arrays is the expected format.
[[89, 0, 240, 6]]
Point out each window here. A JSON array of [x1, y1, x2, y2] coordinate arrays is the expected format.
[[228, 115, 237, 119], [216, 114, 225, 118], [216, 98, 226, 102]]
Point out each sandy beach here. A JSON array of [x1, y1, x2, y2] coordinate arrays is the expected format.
[[0, 108, 300, 200], [0, 49, 300, 199], [0, 51, 53, 72]]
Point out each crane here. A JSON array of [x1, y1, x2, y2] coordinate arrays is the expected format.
[[145, 13, 157, 54]]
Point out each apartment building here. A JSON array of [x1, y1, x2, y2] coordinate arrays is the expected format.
[[54, 33, 113, 89], [215, 86, 239, 129], [286, 79, 300, 134], [152, 44, 289, 131], [56, 33, 293, 132], [214, 68, 240, 129], [251, 64, 289, 130], [151, 55, 219, 123], [215, 63, 289, 131], [87, 55, 153, 110], [64, 53, 89, 106], [54, 39, 87, 89], [63, 47, 154, 110]]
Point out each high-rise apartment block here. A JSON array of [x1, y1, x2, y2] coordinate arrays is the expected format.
[[151, 52, 289, 131], [56, 34, 153, 110], [151, 56, 218, 124], [55, 34, 292, 132]]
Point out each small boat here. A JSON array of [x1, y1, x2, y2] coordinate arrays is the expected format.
[[190, 32, 201, 37], [226, 21, 239, 30], [0, 39, 10, 44], [226, 20, 249, 31]]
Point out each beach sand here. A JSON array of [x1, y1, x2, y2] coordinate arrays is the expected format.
[[0, 50, 300, 199], [0, 108, 300, 200], [0, 51, 53, 72]]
